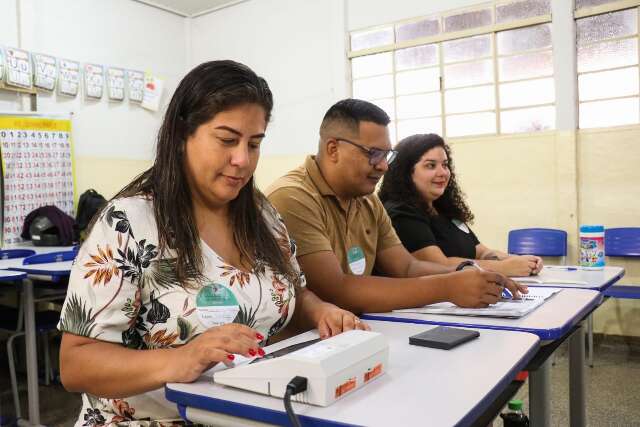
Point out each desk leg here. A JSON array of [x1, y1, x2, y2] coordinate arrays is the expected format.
[[569, 324, 586, 427], [529, 357, 551, 427], [23, 278, 41, 426]]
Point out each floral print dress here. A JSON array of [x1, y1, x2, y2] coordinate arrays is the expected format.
[[57, 195, 305, 426]]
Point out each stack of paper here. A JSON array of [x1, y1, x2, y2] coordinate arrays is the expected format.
[[393, 288, 561, 318]]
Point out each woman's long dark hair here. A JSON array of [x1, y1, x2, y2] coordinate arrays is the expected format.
[[378, 133, 474, 223], [110, 60, 297, 284]]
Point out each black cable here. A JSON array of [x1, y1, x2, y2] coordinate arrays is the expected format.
[[284, 376, 308, 427]]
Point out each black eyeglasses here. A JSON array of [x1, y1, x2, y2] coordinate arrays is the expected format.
[[335, 138, 398, 166]]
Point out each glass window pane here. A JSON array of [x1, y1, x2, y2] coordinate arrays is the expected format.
[[446, 112, 496, 137], [443, 35, 491, 63], [350, 27, 394, 51], [576, 9, 637, 46], [496, 0, 550, 24], [579, 97, 639, 128], [389, 122, 397, 144], [578, 67, 639, 101], [497, 24, 552, 55], [397, 118, 443, 140], [352, 75, 394, 99], [351, 53, 393, 79], [396, 18, 440, 42], [444, 8, 492, 32], [396, 68, 440, 95], [576, 0, 625, 10], [577, 38, 639, 73], [370, 98, 396, 120], [397, 93, 442, 119], [501, 105, 555, 133], [444, 59, 493, 88], [499, 78, 555, 108], [499, 50, 553, 81], [396, 44, 439, 70], [445, 86, 495, 114]]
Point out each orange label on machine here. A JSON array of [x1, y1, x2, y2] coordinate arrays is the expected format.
[[364, 363, 383, 382], [335, 377, 357, 398]]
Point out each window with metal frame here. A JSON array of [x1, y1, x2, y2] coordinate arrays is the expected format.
[[576, 3, 640, 129], [349, 0, 554, 142]]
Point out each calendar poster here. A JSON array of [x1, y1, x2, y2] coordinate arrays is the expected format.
[[0, 115, 75, 245]]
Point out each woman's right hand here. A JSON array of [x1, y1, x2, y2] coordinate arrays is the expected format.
[[500, 255, 542, 276], [164, 323, 264, 383]]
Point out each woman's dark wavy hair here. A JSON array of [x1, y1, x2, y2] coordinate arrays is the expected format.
[[109, 60, 297, 284], [378, 133, 474, 223]]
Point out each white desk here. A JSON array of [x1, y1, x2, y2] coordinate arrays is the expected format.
[[363, 289, 602, 427], [0, 270, 27, 281], [166, 321, 539, 427], [6, 260, 73, 426], [522, 265, 624, 291], [2, 242, 76, 254]]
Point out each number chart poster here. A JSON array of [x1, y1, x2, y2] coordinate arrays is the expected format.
[[0, 115, 75, 245]]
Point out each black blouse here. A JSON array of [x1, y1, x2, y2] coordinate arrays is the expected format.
[[384, 200, 480, 259]]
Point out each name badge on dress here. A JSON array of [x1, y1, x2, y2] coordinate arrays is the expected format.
[[451, 219, 470, 234], [347, 246, 366, 275], [196, 283, 240, 328]]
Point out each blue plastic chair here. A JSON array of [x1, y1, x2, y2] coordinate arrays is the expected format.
[[508, 228, 568, 262], [22, 248, 78, 265], [604, 228, 640, 300]]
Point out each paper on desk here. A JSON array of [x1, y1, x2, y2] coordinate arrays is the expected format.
[[394, 288, 561, 318]]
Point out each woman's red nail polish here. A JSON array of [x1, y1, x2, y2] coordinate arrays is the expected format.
[[258, 348, 265, 357], [256, 333, 264, 340], [227, 354, 235, 361], [248, 349, 256, 356]]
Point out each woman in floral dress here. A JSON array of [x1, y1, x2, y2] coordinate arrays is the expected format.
[[57, 60, 368, 426]]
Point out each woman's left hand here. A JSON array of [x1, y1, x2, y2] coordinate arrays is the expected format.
[[315, 303, 371, 339]]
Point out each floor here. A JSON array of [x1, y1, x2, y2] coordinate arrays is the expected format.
[[0, 335, 639, 426]]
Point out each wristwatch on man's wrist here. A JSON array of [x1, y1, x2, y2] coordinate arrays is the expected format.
[[455, 260, 477, 271]]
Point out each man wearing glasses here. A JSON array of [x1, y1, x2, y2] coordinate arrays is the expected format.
[[266, 99, 522, 314]]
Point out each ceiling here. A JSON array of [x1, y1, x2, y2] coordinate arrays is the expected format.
[[134, 0, 244, 17]]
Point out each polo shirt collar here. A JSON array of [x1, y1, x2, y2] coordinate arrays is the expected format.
[[304, 155, 356, 212], [304, 155, 335, 196]]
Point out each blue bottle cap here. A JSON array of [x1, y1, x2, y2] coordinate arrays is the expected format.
[[580, 225, 604, 233]]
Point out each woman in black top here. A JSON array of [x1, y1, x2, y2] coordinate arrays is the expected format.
[[379, 133, 542, 277]]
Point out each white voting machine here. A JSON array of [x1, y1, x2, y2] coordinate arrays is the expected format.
[[214, 330, 389, 406]]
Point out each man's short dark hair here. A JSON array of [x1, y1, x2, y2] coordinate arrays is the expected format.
[[320, 98, 390, 135]]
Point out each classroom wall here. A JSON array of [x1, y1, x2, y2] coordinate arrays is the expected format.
[[189, 0, 348, 187], [579, 126, 640, 336], [0, 0, 184, 198]]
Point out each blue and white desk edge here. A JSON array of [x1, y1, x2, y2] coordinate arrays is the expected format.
[[362, 288, 603, 341], [165, 322, 539, 427]]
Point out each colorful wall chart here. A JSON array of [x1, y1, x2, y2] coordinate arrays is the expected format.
[[0, 114, 75, 245]]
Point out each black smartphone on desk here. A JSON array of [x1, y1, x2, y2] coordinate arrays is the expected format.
[[409, 326, 479, 350]]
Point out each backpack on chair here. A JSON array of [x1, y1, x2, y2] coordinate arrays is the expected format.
[[76, 189, 107, 239]]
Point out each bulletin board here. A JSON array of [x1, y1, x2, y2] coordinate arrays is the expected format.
[[0, 113, 75, 245]]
